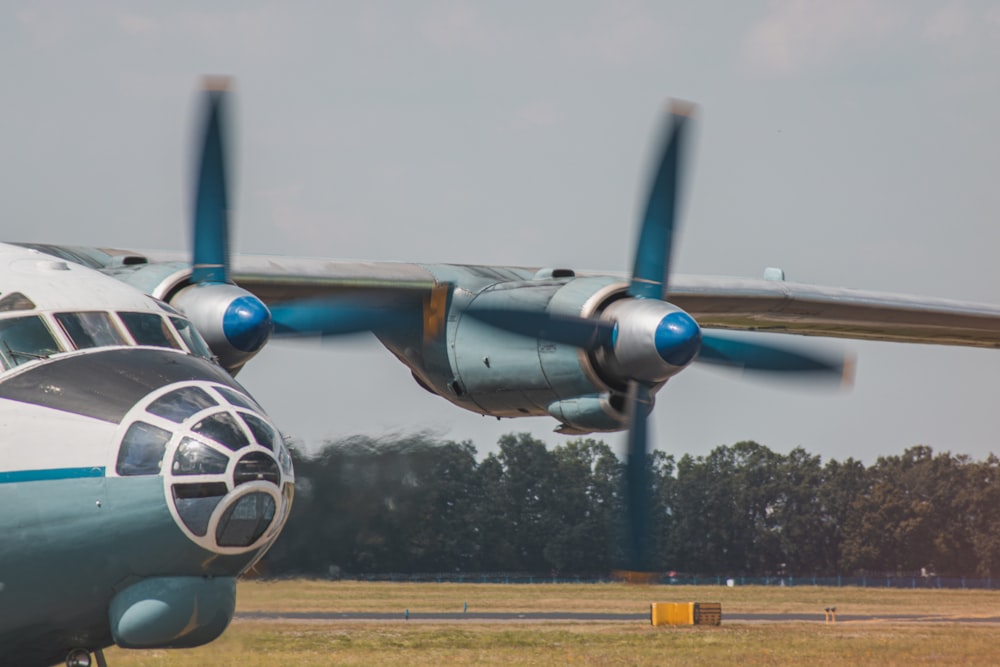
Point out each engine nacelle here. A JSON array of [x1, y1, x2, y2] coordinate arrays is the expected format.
[[595, 298, 701, 385], [384, 270, 697, 435], [170, 283, 272, 374], [547, 393, 646, 434]]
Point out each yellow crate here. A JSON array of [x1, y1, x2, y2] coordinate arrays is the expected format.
[[651, 602, 722, 626]]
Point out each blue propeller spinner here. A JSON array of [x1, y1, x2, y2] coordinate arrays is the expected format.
[[466, 101, 849, 574]]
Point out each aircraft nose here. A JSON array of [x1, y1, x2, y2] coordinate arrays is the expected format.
[[113, 379, 294, 554]]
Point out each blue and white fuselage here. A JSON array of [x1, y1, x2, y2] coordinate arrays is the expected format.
[[0, 244, 293, 666]]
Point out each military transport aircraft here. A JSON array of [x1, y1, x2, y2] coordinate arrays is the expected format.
[[5, 80, 1000, 666]]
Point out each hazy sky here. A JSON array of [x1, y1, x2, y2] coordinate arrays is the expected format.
[[3, 1, 1000, 463]]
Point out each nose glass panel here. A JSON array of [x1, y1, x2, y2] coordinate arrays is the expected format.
[[116, 421, 172, 476], [112, 380, 294, 555], [192, 412, 250, 450], [216, 492, 277, 547], [234, 452, 281, 486], [172, 438, 229, 475], [172, 482, 230, 537], [147, 386, 217, 422]]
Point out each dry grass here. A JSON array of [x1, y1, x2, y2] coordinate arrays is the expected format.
[[103, 580, 1000, 666], [236, 579, 1000, 617]]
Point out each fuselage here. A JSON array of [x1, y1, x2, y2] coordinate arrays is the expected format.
[[0, 244, 294, 666]]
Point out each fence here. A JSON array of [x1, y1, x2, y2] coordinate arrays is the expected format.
[[349, 572, 998, 590]]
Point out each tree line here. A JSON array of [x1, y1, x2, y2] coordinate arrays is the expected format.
[[261, 433, 1000, 578]]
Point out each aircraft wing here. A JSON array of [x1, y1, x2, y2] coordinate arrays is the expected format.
[[151, 249, 1000, 349], [664, 275, 1000, 348], [30, 246, 1000, 349], [129, 249, 438, 301]]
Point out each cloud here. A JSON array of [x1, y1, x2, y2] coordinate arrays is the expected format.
[[513, 101, 562, 129], [16, 2, 91, 47], [742, 0, 902, 75], [115, 12, 158, 38], [415, 4, 501, 51], [923, 2, 969, 44], [559, 0, 671, 66], [921, 1, 1000, 62]]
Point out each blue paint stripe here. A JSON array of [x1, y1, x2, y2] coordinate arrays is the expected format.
[[0, 466, 106, 484]]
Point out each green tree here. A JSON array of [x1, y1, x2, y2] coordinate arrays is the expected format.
[[842, 446, 973, 575], [543, 438, 622, 573]]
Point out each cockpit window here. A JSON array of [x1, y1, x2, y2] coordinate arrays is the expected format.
[[119, 312, 182, 349], [55, 312, 126, 349], [147, 386, 218, 423], [117, 421, 172, 476], [0, 292, 36, 312], [0, 316, 61, 369], [170, 316, 214, 359]]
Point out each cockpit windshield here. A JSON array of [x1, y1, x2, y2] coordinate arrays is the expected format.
[[0, 316, 60, 370], [55, 311, 127, 349], [119, 312, 182, 349], [170, 316, 213, 359], [0, 309, 215, 373]]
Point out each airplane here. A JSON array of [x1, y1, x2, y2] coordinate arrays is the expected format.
[[6, 79, 1000, 666]]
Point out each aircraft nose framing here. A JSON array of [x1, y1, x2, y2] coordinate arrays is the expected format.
[[114, 381, 294, 554]]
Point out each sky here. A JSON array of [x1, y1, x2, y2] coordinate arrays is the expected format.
[[2, 1, 1000, 464]]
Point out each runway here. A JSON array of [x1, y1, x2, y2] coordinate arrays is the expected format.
[[237, 611, 1000, 624]]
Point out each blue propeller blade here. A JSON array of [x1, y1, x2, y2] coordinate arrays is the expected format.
[[623, 381, 654, 573], [628, 101, 695, 301], [191, 79, 232, 285], [698, 333, 852, 382], [464, 307, 616, 351], [270, 298, 411, 337]]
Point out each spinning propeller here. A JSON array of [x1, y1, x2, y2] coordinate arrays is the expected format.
[[468, 102, 851, 574], [169, 79, 273, 374], [173, 80, 448, 371]]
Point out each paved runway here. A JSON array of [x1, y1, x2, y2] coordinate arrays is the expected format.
[[237, 610, 1000, 624]]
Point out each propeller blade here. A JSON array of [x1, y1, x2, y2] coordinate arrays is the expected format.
[[698, 333, 854, 384], [269, 298, 411, 337], [191, 77, 233, 285], [465, 307, 616, 351], [628, 101, 696, 301], [623, 381, 655, 574]]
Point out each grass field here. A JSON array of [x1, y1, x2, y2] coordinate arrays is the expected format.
[[104, 580, 1000, 665]]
